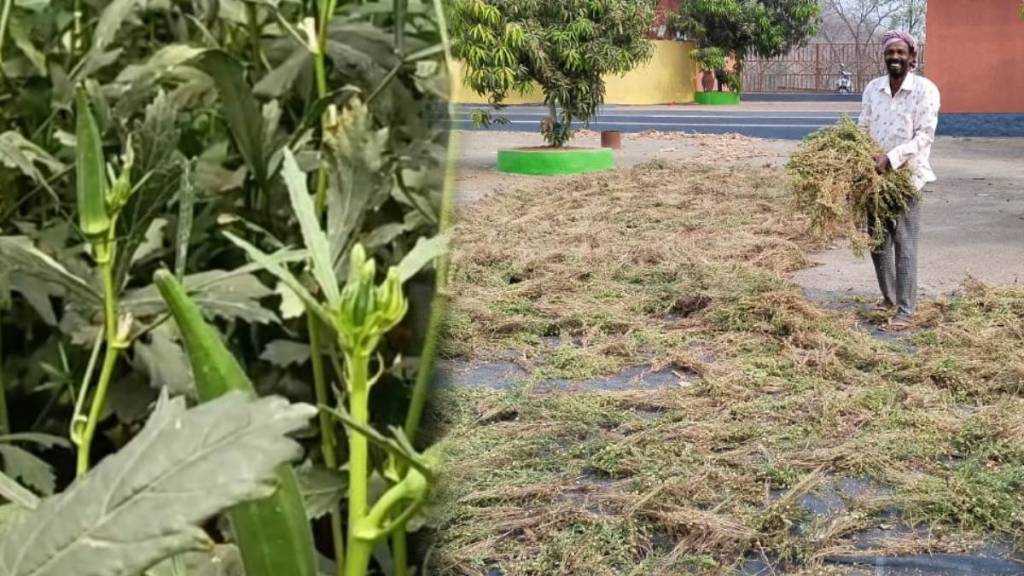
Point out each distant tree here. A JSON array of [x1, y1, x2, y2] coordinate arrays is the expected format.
[[446, 0, 656, 147], [819, 0, 926, 44], [672, 0, 820, 93]]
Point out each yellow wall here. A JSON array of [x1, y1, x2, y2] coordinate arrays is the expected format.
[[453, 40, 697, 105]]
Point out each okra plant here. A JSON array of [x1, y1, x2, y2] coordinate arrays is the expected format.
[[0, 0, 452, 571]]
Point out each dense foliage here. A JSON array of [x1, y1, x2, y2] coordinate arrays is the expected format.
[[446, 0, 656, 147], [0, 0, 453, 573], [673, 0, 820, 93]]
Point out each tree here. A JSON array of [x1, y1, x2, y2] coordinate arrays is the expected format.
[[818, 0, 926, 44], [672, 0, 820, 93], [446, 0, 656, 147]]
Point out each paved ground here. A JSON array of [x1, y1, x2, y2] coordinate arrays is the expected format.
[[449, 102, 862, 140], [453, 130, 1024, 296]]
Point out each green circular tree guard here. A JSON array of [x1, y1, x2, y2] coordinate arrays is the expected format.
[[497, 147, 615, 175], [695, 91, 741, 105]]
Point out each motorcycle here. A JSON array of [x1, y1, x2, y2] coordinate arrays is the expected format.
[[835, 64, 853, 94]]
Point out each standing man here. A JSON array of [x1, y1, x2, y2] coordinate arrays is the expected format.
[[857, 30, 941, 331]]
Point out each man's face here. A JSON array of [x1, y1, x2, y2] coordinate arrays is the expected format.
[[884, 41, 913, 77]]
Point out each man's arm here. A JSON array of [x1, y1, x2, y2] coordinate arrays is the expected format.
[[886, 84, 941, 169]]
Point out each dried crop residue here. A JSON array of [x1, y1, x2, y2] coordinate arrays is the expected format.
[[577, 129, 769, 164], [432, 160, 1024, 575]]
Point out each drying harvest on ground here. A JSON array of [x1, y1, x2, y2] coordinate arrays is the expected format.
[[428, 129, 1024, 574]]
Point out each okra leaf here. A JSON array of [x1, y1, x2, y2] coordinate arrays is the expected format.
[[396, 233, 448, 283], [281, 148, 340, 306], [121, 270, 278, 325], [253, 47, 310, 99], [223, 231, 333, 327], [0, 391, 316, 576], [145, 545, 244, 576], [133, 324, 194, 395], [0, 444, 56, 496], [259, 340, 311, 367], [188, 50, 268, 188], [296, 465, 347, 520], [0, 236, 102, 306], [0, 131, 65, 187], [0, 470, 38, 511]]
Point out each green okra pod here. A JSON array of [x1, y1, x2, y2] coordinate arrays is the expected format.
[[74, 88, 111, 239], [154, 269, 318, 576]]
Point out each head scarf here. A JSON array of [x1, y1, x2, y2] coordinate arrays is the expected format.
[[881, 30, 917, 69]]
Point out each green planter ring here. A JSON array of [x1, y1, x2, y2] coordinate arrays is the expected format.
[[497, 147, 615, 176], [695, 91, 741, 105]]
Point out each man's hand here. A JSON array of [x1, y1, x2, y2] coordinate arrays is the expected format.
[[875, 154, 891, 174]]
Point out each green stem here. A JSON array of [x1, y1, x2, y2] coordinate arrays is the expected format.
[[0, 0, 13, 66], [247, 2, 263, 77], [390, 5, 456, 571], [344, 352, 372, 576], [0, 309, 8, 435], [391, 530, 409, 576], [308, 315, 345, 573], [76, 239, 120, 476]]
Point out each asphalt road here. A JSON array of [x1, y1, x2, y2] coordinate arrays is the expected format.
[[448, 104, 860, 140]]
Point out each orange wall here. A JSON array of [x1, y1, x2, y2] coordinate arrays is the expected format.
[[925, 0, 1024, 113]]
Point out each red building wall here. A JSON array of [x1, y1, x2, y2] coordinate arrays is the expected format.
[[925, 0, 1024, 113]]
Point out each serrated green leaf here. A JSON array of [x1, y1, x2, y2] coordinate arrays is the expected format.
[[0, 434, 70, 449], [362, 222, 409, 249], [222, 231, 332, 327], [121, 270, 278, 325], [130, 218, 168, 265], [9, 20, 46, 75], [146, 546, 244, 576], [0, 471, 38, 511], [0, 131, 65, 187], [0, 391, 315, 576], [276, 281, 305, 320], [281, 149, 340, 306], [0, 444, 56, 496], [92, 0, 138, 52], [188, 50, 268, 188], [296, 466, 346, 520], [134, 324, 194, 394], [259, 340, 310, 367], [397, 233, 447, 282], [0, 237, 101, 307], [114, 44, 204, 87], [253, 47, 310, 99]]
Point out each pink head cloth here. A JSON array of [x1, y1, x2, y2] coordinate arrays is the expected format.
[[881, 30, 917, 68]]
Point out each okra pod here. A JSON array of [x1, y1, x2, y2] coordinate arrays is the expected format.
[[154, 270, 318, 576], [74, 89, 111, 238]]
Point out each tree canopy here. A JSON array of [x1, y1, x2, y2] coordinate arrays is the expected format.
[[447, 0, 656, 147]]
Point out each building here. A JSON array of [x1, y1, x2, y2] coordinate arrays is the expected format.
[[925, 0, 1024, 136]]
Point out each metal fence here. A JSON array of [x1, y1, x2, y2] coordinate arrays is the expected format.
[[742, 43, 927, 93]]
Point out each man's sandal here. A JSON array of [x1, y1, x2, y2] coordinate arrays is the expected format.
[[885, 316, 914, 332], [871, 299, 895, 313]]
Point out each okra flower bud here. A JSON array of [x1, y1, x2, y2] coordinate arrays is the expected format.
[[335, 244, 408, 357]]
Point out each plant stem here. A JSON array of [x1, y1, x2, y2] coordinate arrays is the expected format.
[[0, 309, 8, 435], [391, 530, 409, 576], [312, 0, 335, 214], [344, 352, 373, 576], [76, 238, 120, 476], [247, 2, 263, 77], [308, 314, 345, 573], [0, 0, 13, 66], [391, 5, 456, 571]]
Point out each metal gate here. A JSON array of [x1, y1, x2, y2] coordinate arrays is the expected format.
[[742, 42, 927, 93]]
